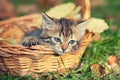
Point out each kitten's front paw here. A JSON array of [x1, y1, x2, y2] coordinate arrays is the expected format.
[[21, 37, 39, 47]]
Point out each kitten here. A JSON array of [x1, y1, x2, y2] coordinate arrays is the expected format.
[[21, 13, 91, 55]]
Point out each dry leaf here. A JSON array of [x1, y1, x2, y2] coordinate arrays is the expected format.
[[105, 62, 119, 75], [106, 55, 120, 74], [66, 6, 81, 18], [46, 2, 81, 19], [90, 55, 119, 78], [90, 55, 120, 78], [90, 64, 105, 78], [86, 18, 109, 33], [107, 55, 118, 65]]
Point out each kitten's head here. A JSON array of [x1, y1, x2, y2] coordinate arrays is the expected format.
[[41, 13, 91, 55]]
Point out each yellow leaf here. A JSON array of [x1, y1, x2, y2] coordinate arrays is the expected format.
[[86, 18, 109, 33], [46, 2, 79, 19]]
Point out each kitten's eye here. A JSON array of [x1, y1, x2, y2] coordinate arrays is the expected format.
[[69, 40, 76, 45], [54, 37, 61, 42]]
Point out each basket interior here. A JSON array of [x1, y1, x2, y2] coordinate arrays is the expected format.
[[0, 14, 41, 43]]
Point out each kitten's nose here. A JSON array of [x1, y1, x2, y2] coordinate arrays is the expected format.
[[62, 48, 66, 52], [61, 44, 68, 52]]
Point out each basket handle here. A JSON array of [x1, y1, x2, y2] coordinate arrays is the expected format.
[[82, 0, 91, 20], [76, 0, 91, 20]]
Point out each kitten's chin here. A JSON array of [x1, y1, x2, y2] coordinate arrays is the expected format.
[[55, 51, 66, 56], [56, 51, 77, 55]]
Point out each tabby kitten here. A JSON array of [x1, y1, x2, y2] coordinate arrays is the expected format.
[[21, 13, 91, 55]]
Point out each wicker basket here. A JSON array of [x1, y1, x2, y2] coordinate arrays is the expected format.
[[0, 0, 93, 76]]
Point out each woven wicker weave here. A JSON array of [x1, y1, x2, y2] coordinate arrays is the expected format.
[[0, 0, 93, 76]]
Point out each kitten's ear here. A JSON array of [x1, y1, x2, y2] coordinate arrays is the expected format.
[[77, 18, 91, 30], [41, 13, 56, 30], [77, 18, 91, 31], [76, 18, 92, 36]]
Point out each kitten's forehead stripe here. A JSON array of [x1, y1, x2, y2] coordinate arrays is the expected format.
[[58, 18, 73, 37]]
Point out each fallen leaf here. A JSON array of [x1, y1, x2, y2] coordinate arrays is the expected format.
[[86, 18, 109, 33], [107, 55, 118, 65], [46, 2, 81, 19], [90, 63, 105, 78], [105, 55, 120, 74]]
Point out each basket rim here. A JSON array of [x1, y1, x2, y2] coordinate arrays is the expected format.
[[0, 32, 94, 58], [0, 14, 41, 25]]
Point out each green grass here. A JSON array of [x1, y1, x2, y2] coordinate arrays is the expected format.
[[0, 0, 120, 80], [0, 73, 35, 80]]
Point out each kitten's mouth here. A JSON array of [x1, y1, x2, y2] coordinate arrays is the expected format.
[[56, 50, 76, 55], [55, 51, 68, 56]]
